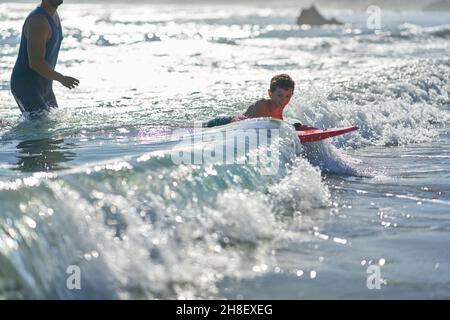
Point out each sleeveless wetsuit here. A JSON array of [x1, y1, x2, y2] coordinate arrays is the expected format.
[[203, 114, 248, 128], [204, 115, 234, 128], [11, 6, 63, 113]]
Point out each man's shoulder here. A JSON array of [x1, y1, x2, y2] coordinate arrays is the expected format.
[[24, 12, 50, 37], [27, 12, 50, 28]]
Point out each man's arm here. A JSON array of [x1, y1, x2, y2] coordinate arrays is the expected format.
[[26, 15, 79, 89]]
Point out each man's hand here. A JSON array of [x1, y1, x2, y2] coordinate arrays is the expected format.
[[59, 76, 79, 89]]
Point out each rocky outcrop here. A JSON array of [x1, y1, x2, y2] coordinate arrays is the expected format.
[[423, 0, 450, 11], [297, 5, 343, 26]]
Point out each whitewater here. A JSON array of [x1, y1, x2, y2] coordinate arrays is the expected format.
[[0, 2, 449, 299]]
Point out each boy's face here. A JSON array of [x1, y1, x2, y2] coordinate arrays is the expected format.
[[268, 87, 294, 109]]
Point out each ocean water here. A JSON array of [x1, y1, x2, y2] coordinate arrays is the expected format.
[[0, 2, 449, 299]]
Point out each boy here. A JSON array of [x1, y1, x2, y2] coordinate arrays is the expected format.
[[204, 74, 311, 130], [243, 73, 294, 121]]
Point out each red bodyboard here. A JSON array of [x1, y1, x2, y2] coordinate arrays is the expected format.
[[297, 126, 358, 143]]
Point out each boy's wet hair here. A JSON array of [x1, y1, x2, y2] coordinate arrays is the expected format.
[[270, 74, 295, 92]]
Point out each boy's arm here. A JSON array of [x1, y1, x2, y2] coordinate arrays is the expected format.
[[244, 100, 266, 118], [294, 123, 317, 131], [243, 104, 255, 118]]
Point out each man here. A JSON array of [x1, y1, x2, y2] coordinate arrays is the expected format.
[[11, 0, 79, 116]]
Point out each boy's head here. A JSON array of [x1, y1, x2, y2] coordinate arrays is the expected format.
[[268, 74, 295, 109]]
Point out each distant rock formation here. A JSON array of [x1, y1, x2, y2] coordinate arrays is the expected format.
[[297, 5, 343, 26], [423, 0, 450, 11]]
